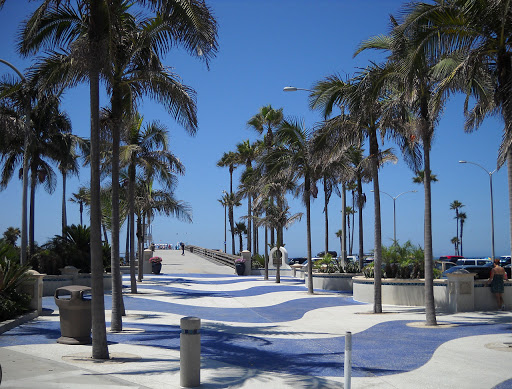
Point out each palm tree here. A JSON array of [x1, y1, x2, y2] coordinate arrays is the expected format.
[[412, 170, 438, 185], [70, 187, 89, 226], [3, 227, 20, 247], [345, 206, 356, 255], [335, 229, 343, 260], [398, 0, 512, 261], [247, 105, 284, 247], [120, 114, 184, 293], [233, 222, 247, 253], [221, 192, 241, 254], [450, 237, 459, 255], [265, 118, 317, 292], [217, 151, 239, 254], [450, 200, 464, 255], [458, 211, 467, 256], [235, 140, 259, 254], [311, 66, 417, 310]]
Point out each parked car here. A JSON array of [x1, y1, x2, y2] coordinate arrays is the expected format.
[[456, 259, 492, 266], [442, 263, 493, 279], [439, 255, 465, 263], [500, 256, 511, 266], [434, 261, 457, 272], [288, 257, 307, 265], [301, 258, 322, 269], [316, 251, 338, 258]]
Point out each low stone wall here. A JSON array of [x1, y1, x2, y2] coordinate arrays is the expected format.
[[352, 276, 512, 312], [304, 272, 360, 292], [43, 273, 113, 296], [250, 268, 293, 277]]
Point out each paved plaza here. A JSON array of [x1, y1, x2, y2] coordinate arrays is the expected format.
[[1, 249, 512, 388]]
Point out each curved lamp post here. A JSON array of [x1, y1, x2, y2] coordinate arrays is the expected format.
[[372, 189, 417, 244], [459, 160, 496, 260], [0, 58, 30, 265]]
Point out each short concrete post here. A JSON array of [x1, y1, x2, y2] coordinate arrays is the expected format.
[[344, 331, 352, 389], [447, 271, 475, 313], [241, 250, 251, 275], [143, 249, 153, 274], [180, 316, 201, 387]]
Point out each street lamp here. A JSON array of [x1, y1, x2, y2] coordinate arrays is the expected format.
[[372, 189, 417, 244], [459, 160, 497, 260], [283, 86, 313, 92], [222, 190, 227, 253], [0, 59, 30, 265]]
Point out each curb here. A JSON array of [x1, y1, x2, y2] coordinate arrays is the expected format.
[[0, 310, 38, 334]]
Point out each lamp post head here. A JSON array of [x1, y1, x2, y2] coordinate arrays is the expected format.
[[459, 160, 467, 164], [283, 86, 298, 92]]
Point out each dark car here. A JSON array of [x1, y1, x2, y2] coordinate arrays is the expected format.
[[316, 251, 338, 258], [442, 263, 493, 279], [288, 257, 307, 265]]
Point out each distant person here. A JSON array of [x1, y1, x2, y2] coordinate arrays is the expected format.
[[180, 242, 185, 256], [488, 258, 508, 310]]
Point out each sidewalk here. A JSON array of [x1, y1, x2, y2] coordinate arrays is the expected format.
[[1, 249, 512, 388]]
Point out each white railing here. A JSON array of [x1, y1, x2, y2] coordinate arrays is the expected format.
[[186, 245, 237, 268]]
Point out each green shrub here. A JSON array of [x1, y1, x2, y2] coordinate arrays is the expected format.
[[365, 241, 425, 279], [344, 261, 360, 274], [252, 254, 264, 269], [0, 258, 31, 321]]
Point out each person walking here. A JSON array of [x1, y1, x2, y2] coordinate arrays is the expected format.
[[180, 242, 185, 256], [488, 258, 508, 310]]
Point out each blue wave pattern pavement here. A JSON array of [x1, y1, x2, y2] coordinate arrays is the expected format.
[[1, 274, 510, 378]]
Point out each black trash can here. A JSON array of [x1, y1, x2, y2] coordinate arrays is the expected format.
[[54, 285, 92, 345]]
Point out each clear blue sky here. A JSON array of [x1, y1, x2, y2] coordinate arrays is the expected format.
[[0, 0, 509, 259]]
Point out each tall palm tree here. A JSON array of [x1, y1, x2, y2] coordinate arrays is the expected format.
[[120, 114, 184, 293], [412, 170, 438, 184], [398, 0, 512, 260], [458, 211, 467, 256], [311, 67, 418, 311], [70, 187, 89, 226], [235, 140, 259, 254], [266, 118, 317, 292], [247, 105, 284, 247], [217, 151, 239, 254], [221, 191, 241, 255], [233, 221, 247, 253], [450, 237, 459, 255], [450, 200, 464, 255]]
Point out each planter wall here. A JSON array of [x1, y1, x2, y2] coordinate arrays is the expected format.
[[43, 273, 112, 296], [250, 268, 293, 277], [304, 272, 360, 292], [352, 276, 512, 312]]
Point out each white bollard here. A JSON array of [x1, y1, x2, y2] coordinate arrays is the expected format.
[[180, 316, 201, 387], [344, 331, 352, 389]]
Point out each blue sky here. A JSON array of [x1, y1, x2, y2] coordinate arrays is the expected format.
[[0, 0, 509, 259]]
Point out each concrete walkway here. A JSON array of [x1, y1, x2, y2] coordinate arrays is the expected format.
[[1, 249, 512, 388]]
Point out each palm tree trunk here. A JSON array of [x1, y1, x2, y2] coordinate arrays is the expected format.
[[137, 213, 143, 282], [29, 168, 36, 257], [423, 138, 437, 326], [128, 163, 137, 293], [324, 179, 329, 256], [239, 233, 243, 253], [20, 97, 30, 266], [102, 223, 108, 244], [455, 210, 459, 255], [229, 205, 235, 255], [79, 201, 83, 226], [247, 192, 252, 254], [110, 93, 122, 332], [276, 227, 281, 284], [341, 183, 347, 262], [509, 149, 512, 260], [306, 175, 313, 294], [460, 221, 464, 257], [264, 225, 269, 280], [369, 129, 382, 313], [89, 0, 109, 358], [357, 177, 364, 270], [62, 171, 67, 235]]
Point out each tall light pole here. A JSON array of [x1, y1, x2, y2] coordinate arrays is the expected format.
[[372, 189, 417, 244], [459, 160, 496, 260], [0, 59, 30, 265], [222, 190, 227, 253]]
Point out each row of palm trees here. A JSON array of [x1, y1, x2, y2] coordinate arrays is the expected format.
[[221, 0, 512, 328], [0, 0, 218, 359], [450, 200, 467, 256]]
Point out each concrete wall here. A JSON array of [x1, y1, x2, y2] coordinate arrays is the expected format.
[[43, 274, 112, 296], [304, 273, 359, 292], [353, 276, 512, 312]]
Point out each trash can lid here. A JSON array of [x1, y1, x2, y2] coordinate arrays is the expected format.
[[55, 285, 92, 292]]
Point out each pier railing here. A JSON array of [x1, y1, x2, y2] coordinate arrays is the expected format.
[[186, 245, 237, 268]]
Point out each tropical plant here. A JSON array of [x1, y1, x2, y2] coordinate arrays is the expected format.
[[451, 237, 459, 256], [69, 187, 89, 226], [412, 170, 438, 184], [0, 256, 31, 321]]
